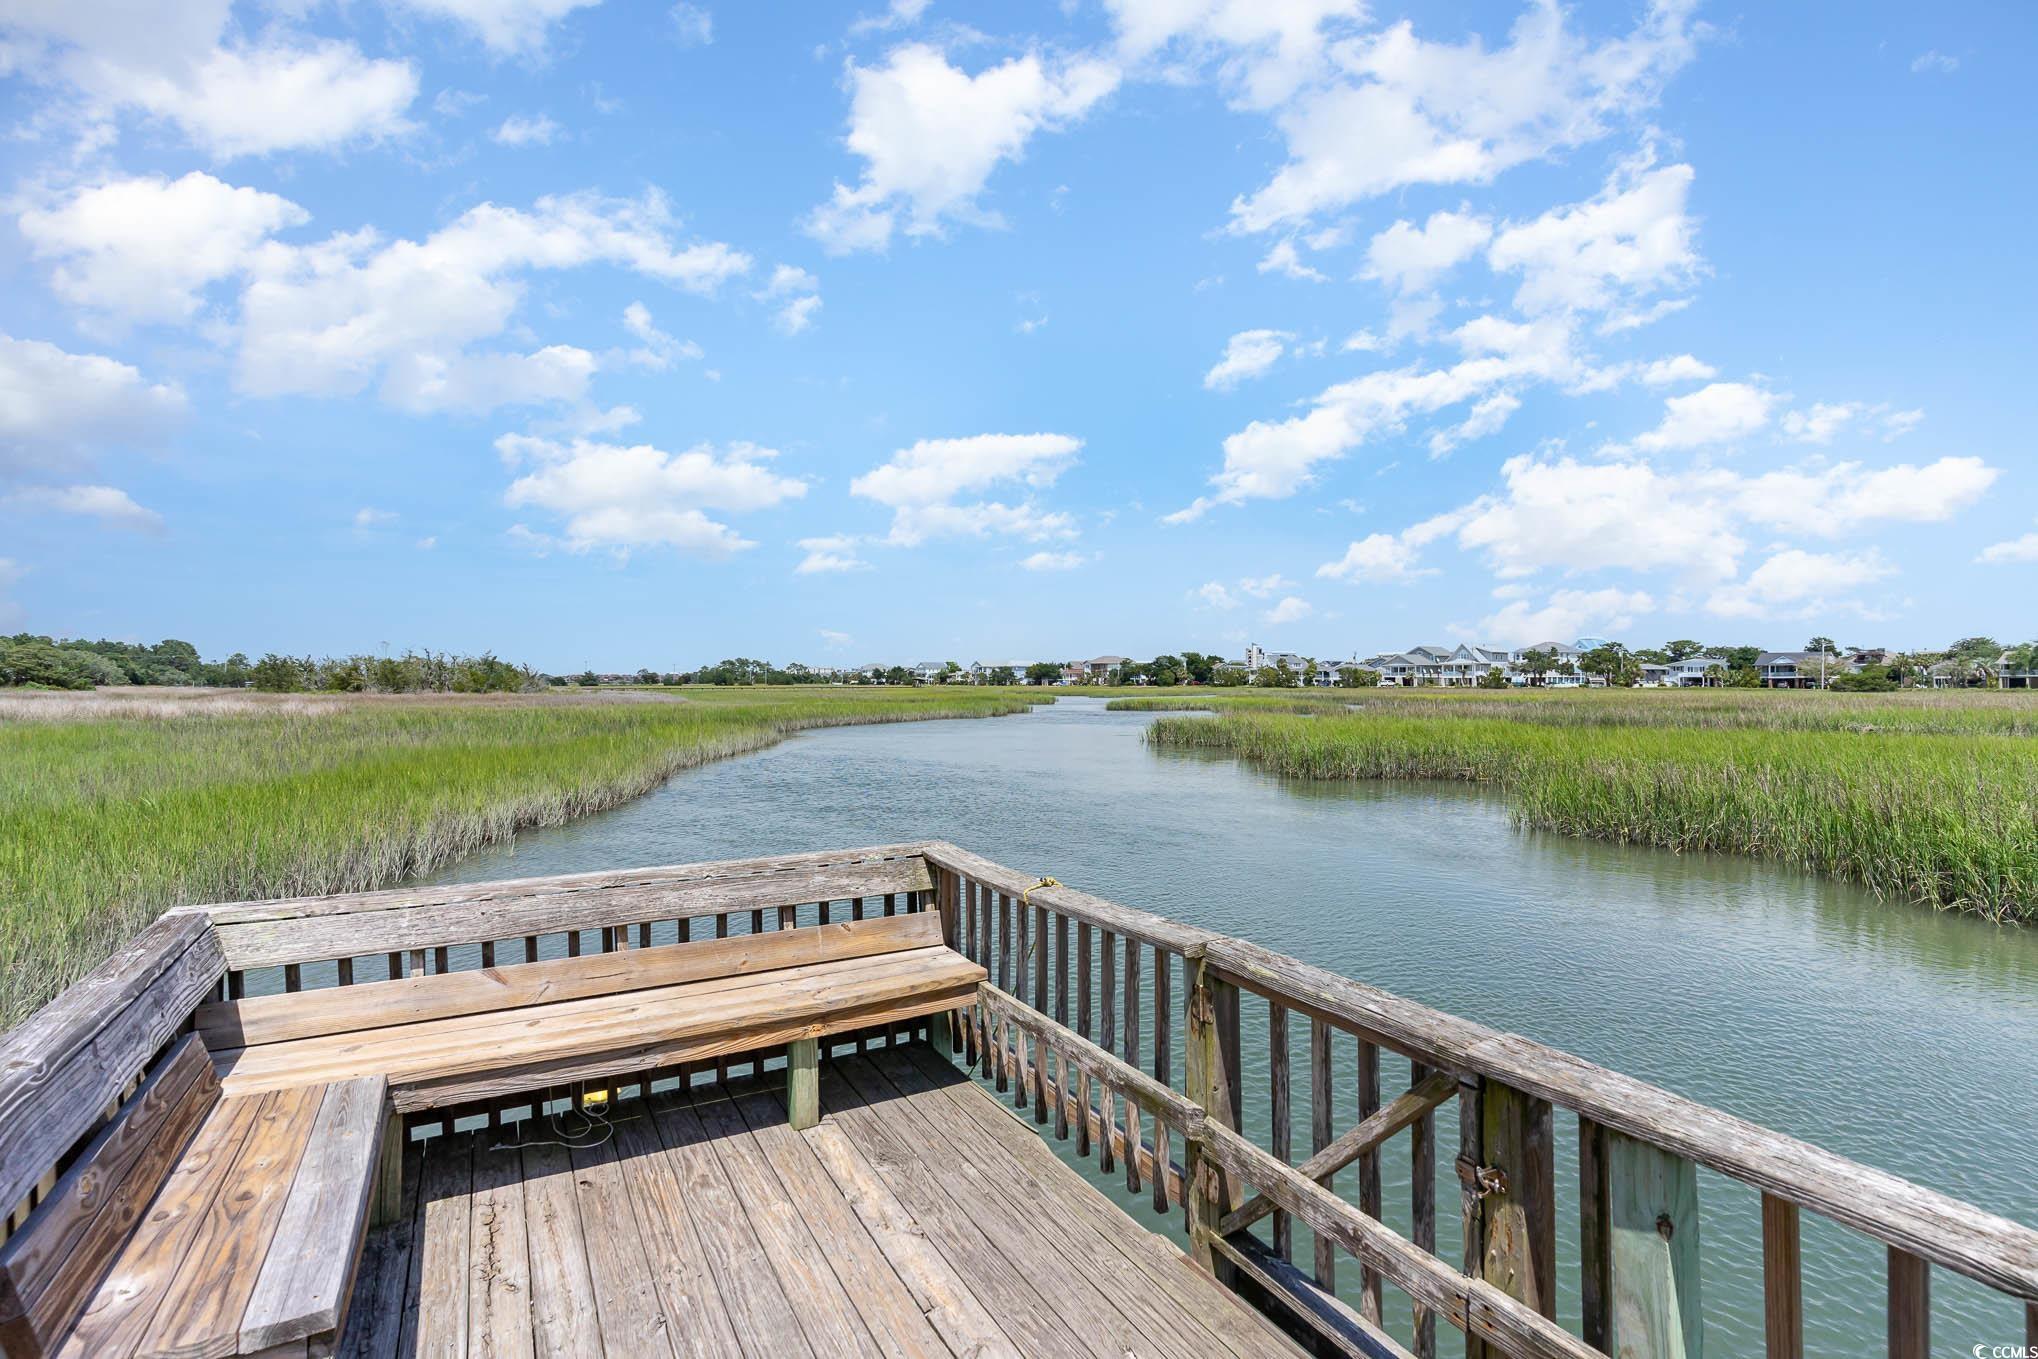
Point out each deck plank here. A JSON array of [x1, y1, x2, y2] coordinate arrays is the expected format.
[[725, 1081, 956, 1359], [686, 1087, 882, 1358], [567, 1132, 678, 1359], [413, 1133, 473, 1359], [517, 1140, 604, 1359], [818, 1058, 1098, 1357], [648, 1096, 816, 1359], [607, 1101, 746, 1359], [891, 1043, 1307, 1358], [835, 1054, 1213, 1359], [468, 1138, 535, 1359]]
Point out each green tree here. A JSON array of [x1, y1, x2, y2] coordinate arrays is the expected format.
[[1805, 635, 1839, 655], [1476, 666, 1511, 689], [1663, 639, 1702, 661], [250, 654, 307, 692], [1025, 661, 1060, 685], [989, 665, 1017, 685], [1180, 651, 1217, 684], [1515, 647, 1556, 685]]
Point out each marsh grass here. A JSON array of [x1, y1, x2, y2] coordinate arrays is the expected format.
[[0, 686, 1039, 1026], [1145, 701, 2038, 923]]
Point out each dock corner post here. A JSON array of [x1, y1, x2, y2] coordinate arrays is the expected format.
[[933, 867, 964, 1055], [788, 1036, 820, 1131], [1471, 1080, 1557, 1331], [372, 1107, 404, 1227], [1184, 953, 1241, 1286], [1603, 1127, 1704, 1359]]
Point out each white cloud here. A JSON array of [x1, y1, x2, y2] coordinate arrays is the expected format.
[[1193, 581, 1239, 609], [1779, 402, 1923, 446], [620, 302, 702, 370], [1632, 381, 1776, 452], [1238, 572, 1292, 598], [819, 627, 855, 647], [498, 433, 808, 555], [756, 265, 824, 334], [2, 0, 422, 158], [851, 0, 933, 37], [1020, 550, 1086, 571], [1227, 1, 1700, 232], [416, 536, 438, 550], [1171, 313, 1586, 519], [5, 483, 162, 530], [1479, 587, 1655, 644], [1978, 530, 2038, 565], [1705, 549, 1893, 620], [434, 88, 485, 117], [1728, 456, 1997, 537], [1257, 238, 1326, 282], [18, 173, 307, 327], [353, 506, 398, 529], [850, 432, 1082, 545], [237, 190, 749, 411], [0, 335, 187, 477], [1487, 158, 1698, 319], [1362, 209, 1491, 295], [1203, 329, 1290, 390], [670, 3, 714, 47], [395, 0, 603, 54], [1427, 390, 1519, 458], [493, 113, 562, 147], [1263, 595, 1312, 624], [1910, 50, 1958, 75], [1638, 354, 1714, 386], [1106, 0, 1359, 111], [806, 44, 1119, 253], [795, 535, 870, 574], [1316, 507, 1464, 582]]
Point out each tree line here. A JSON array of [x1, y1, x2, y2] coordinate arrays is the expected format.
[[1, 634, 540, 693]]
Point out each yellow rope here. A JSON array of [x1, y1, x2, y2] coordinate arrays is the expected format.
[[1020, 876, 1061, 906]]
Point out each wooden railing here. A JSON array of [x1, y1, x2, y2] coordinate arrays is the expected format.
[[921, 841, 2038, 1359]]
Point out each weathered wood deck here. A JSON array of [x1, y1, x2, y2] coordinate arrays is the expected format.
[[341, 1047, 1303, 1359]]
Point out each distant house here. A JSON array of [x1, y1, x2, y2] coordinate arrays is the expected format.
[[1756, 651, 1849, 688], [1664, 655, 1731, 686], [1438, 644, 1513, 686], [968, 660, 1030, 684], [1508, 641, 1594, 687], [1638, 661, 1671, 687]]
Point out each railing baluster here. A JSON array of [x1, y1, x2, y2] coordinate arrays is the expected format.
[[998, 893, 1012, 994], [522, 936, 537, 963], [336, 956, 353, 986], [479, 941, 494, 969], [1579, 1115, 1610, 1352], [1411, 1060, 1437, 1359], [1153, 947, 1171, 1092], [1052, 913, 1069, 1140], [1075, 923, 1092, 1157], [1269, 1000, 1291, 1262], [1357, 1038, 1382, 1322], [1310, 1018, 1335, 1289], [1762, 1192, 1803, 1359], [1888, 1248, 1928, 1359]]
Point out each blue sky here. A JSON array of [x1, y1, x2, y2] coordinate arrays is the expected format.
[[1, 0, 2032, 670]]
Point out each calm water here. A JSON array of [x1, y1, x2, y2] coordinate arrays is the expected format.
[[425, 698, 2038, 1354]]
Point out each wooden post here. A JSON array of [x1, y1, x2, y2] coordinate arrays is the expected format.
[[1410, 1061, 1437, 1359], [1268, 1000, 1292, 1263], [1598, 1129, 1703, 1359], [1356, 1039, 1382, 1324], [1579, 1116, 1610, 1351], [787, 1037, 819, 1131], [1761, 1194, 1802, 1359], [372, 1109, 404, 1227], [1476, 1083, 1557, 1323], [1185, 956, 1241, 1283], [1459, 1076, 1489, 1359], [1310, 1019, 1335, 1290], [1886, 1247, 1927, 1359]]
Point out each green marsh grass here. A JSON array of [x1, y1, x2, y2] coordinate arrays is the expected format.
[[0, 686, 1039, 1027], [1141, 696, 2038, 923]]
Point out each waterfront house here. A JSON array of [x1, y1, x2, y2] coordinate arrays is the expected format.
[[1638, 661, 1671, 687], [1756, 651, 1848, 688], [1438, 644, 1514, 686], [1664, 655, 1731, 686]]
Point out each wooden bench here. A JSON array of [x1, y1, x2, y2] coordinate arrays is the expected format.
[[196, 908, 984, 1120], [0, 1032, 385, 1358]]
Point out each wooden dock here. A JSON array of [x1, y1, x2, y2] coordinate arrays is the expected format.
[[345, 1050, 1301, 1358], [3, 839, 2035, 1358]]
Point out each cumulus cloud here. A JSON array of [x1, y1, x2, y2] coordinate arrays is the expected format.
[[498, 433, 808, 555], [1479, 586, 1655, 644], [806, 44, 1118, 253], [396, 0, 602, 54], [1316, 508, 1465, 583], [1203, 329, 1290, 390], [0, 2, 419, 156], [18, 173, 307, 327], [1021, 550, 1087, 571], [1193, 581, 1239, 609], [1638, 354, 1714, 386], [1263, 595, 1312, 624], [1106, 0, 1359, 110], [1978, 530, 2038, 565], [1226, 1, 1700, 233], [1257, 238, 1327, 282], [1487, 157, 1699, 321], [493, 113, 562, 147], [1910, 50, 1958, 75], [5, 483, 162, 530], [0, 335, 187, 477], [1362, 209, 1491, 295], [669, 3, 714, 47], [850, 432, 1082, 545], [1632, 381, 1777, 452], [755, 265, 823, 334], [1705, 549, 1894, 620], [620, 302, 702, 370], [795, 535, 870, 574]]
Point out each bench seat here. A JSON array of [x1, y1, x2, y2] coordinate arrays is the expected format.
[[56, 1075, 384, 1358], [201, 914, 985, 1113]]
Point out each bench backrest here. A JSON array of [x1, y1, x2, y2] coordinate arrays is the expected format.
[[0, 1034, 220, 1358], [195, 909, 945, 1049]]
